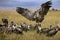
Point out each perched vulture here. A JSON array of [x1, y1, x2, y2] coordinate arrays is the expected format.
[[16, 1, 52, 23]]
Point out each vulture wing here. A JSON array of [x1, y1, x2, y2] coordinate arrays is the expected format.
[[33, 1, 52, 23], [16, 1, 52, 23], [16, 7, 35, 20]]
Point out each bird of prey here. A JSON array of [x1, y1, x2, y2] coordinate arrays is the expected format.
[[16, 1, 52, 24]]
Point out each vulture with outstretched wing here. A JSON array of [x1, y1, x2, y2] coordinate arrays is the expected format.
[[16, 1, 52, 24]]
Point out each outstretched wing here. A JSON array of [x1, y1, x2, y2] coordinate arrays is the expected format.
[[16, 7, 34, 20], [33, 1, 52, 23], [16, 1, 52, 23], [40, 1, 52, 15]]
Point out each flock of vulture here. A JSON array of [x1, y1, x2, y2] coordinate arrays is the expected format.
[[0, 1, 60, 37], [0, 18, 60, 37]]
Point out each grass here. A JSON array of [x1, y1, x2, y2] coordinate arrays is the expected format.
[[0, 10, 60, 40], [0, 11, 36, 25]]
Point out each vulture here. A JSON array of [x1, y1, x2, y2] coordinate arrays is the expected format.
[[16, 1, 52, 24], [46, 28, 58, 37]]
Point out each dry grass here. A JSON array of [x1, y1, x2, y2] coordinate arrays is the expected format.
[[0, 11, 36, 25], [0, 10, 60, 40]]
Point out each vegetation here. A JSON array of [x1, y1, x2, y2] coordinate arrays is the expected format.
[[0, 10, 60, 40]]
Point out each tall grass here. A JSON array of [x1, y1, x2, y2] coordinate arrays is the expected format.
[[0, 10, 60, 40]]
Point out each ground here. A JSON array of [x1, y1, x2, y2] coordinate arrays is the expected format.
[[0, 10, 60, 40]]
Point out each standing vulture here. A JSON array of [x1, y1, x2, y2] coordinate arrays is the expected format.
[[16, 1, 52, 24]]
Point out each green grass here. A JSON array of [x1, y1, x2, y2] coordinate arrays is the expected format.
[[0, 10, 60, 40]]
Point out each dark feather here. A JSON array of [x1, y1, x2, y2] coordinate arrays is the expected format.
[[16, 1, 52, 23]]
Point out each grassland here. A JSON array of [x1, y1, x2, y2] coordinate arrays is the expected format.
[[0, 10, 60, 40]]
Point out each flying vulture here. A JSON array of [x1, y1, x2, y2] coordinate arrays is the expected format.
[[16, 1, 52, 24]]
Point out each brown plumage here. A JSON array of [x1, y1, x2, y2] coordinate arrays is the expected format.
[[16, 1, 52, 23]]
